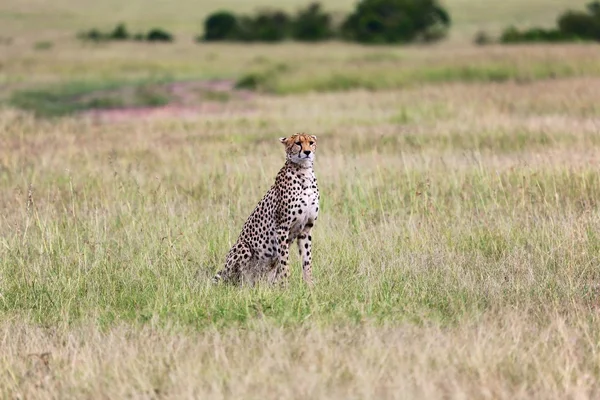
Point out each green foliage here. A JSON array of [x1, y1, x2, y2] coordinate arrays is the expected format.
[[109, 23, 130, 40], [340, 0, 451, 44], [33, 41, 53, 50], [557, 8, 600, 41], [247, 10, 292, 42], [200, 1, 450, 44], [202, 11, 239, 41], [500, 1, 600, 44], [201, 3, 334, 42], [291, 2, 335, 41], [77, 28, 106, 42], [500, 26, 579, 43], [77, 24, 174, 43], [146, 28, 174, 42], [202, 9, 292, 42]]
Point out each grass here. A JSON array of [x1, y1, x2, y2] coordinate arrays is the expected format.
[[8, 79, 174, 117], [2, 0, 600, 397], [3, 74, 600, 397], [5, 43, 600, 117]]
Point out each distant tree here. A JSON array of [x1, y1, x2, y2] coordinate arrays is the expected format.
[[203, 11, 239, 41], [146, 28, 174, 42], [587, 1, 600, 16], [557, 3, 600, 41], [292, 3, 335, 41], [202, 9, 292, 42], [78, 28, 106, 41], [341, 0, 451, 44], [109, 23, 130, 40], [250, 10, 292, 42], [500, 26, 579, 43]]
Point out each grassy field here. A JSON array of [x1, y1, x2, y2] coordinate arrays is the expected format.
[[3, 75, 600, 398], [2, 0, 600, 398]]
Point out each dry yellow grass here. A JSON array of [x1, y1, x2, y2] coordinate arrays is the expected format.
[[2, 74, 600, 397], [3, 310, 600, 399]]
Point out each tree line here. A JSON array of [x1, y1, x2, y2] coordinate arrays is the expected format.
[[77, 0, 600, 46]]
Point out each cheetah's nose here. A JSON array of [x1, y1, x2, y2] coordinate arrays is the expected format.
[[303, 150, 311, 156]]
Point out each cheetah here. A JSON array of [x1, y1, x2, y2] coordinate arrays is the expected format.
[[212, 133, 320, 287]]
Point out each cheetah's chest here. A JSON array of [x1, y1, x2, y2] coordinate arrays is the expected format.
[[288, 176, 319, 237]]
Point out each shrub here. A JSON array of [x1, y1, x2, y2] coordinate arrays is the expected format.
[[557, 10, 600, 41], [235, 72, 274, 91], [249, 10, 292, 42], [500, 26, 578, 43], [292, 2, 334, 41], [201, 5, 336, 42], [203, 11, 239, 41], [146, 28, 174, 42], [340, 0, 451, 44], [109, 23, 130, 40], [77, 24, 174, 43], [33, 41, 53, 50], [500, 1, 600, 44], [78, 28, 107, 42], [588, 0, 600, 16], [474, 30, 493, 45]]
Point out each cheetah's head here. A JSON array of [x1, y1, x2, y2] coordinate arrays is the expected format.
[[279, 133, 317, 166]]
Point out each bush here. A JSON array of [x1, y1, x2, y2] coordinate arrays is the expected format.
[[588, 0, 600, 16], [500, 26, 578, 43], [146, 28, 174, 42], [109, 23, 130, 40], [292, 2, 334, 41], [557, 11, 600, 41], [500, 1, 600, 44], [78, 28, 107, 42], [203, 11, 239, 41], [473, 30, 493, 45], [201, 4, 335, 42], [340, 0, 451, 44], [33, 41, 53, 50], [77, 25, 174, 43], [249, 10, 292, 42]]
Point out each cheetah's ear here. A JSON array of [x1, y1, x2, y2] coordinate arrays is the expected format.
[[279, 137, 287, 144], [310, 135, 317, 141]]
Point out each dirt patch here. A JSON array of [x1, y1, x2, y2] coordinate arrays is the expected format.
[[80, 79, 257, 122], [82, 103, 254, 123]]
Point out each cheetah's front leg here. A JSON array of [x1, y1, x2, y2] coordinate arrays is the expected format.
[[273, 226, 291, 286], [297, 222, 314, 287]]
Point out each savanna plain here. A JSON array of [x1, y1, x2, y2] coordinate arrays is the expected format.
[[2, 0, 600, 398]]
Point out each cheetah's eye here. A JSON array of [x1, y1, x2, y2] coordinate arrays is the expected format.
[[309, 141, 314, 145], [295, 141, 301, 146]]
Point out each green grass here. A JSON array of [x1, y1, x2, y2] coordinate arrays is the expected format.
[[2, 150, 598, 329], [8, 79, 175, 116]]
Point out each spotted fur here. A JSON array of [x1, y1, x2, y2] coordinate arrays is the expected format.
[[212, 133, 320, 286]]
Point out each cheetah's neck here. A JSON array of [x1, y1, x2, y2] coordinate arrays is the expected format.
[[284, 159, 314, 172]]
